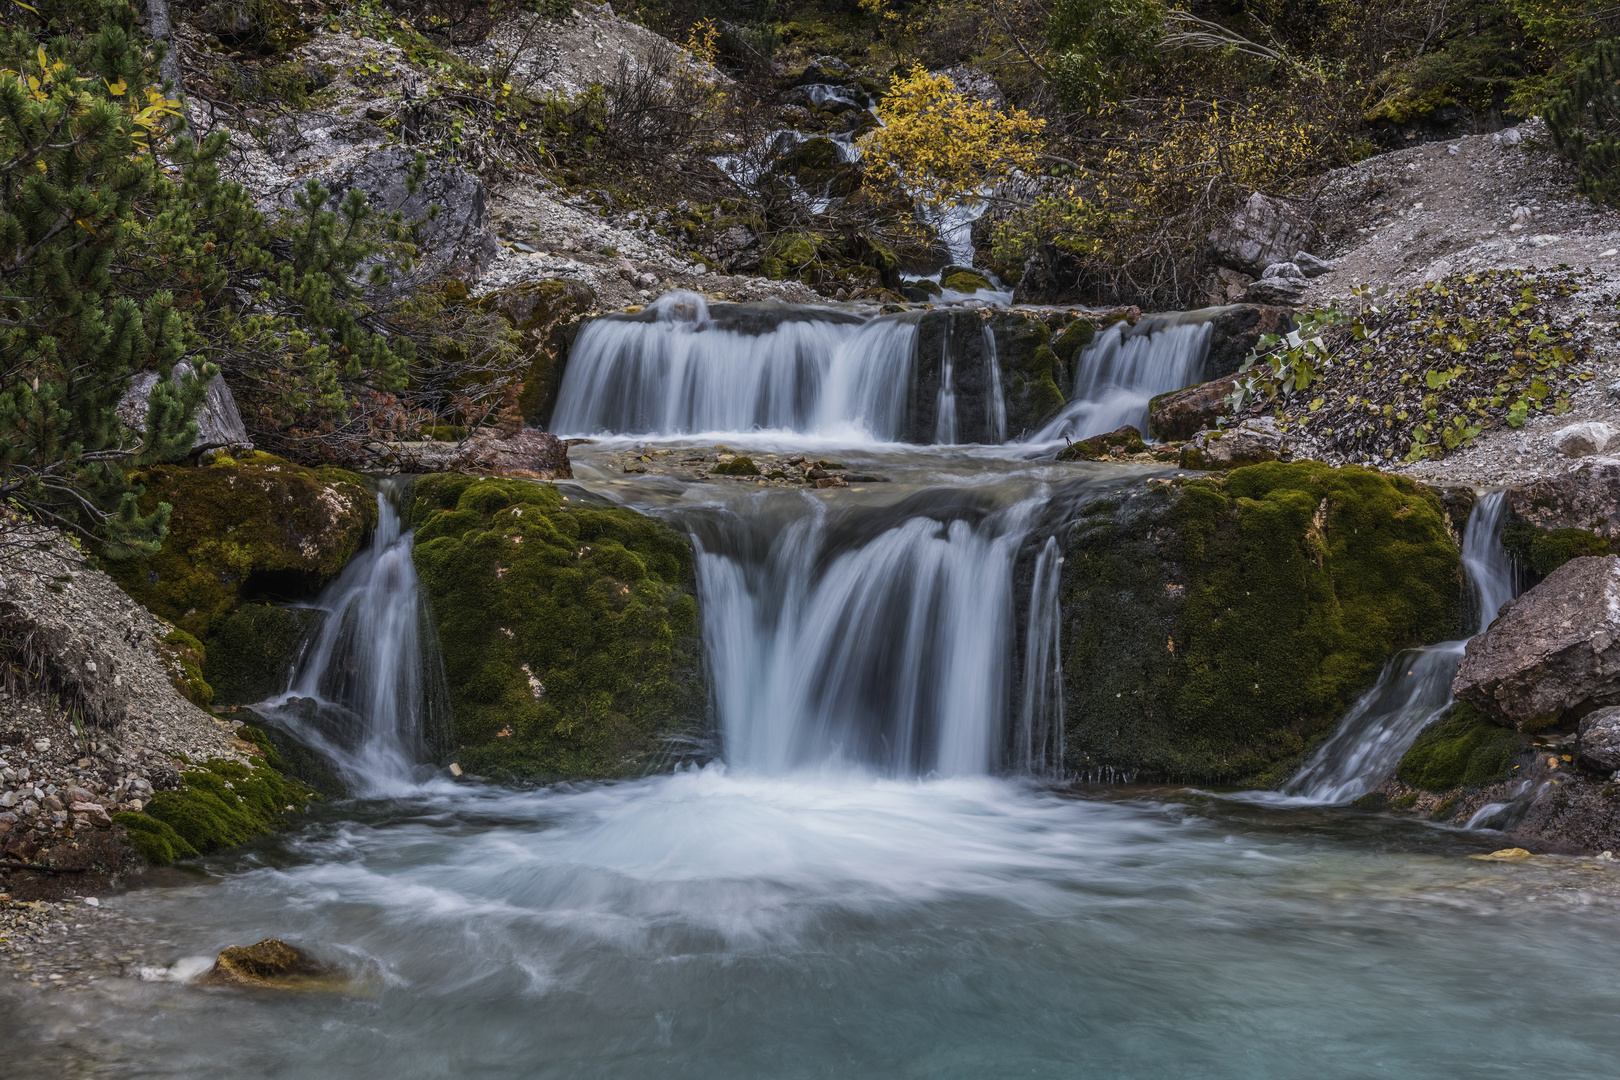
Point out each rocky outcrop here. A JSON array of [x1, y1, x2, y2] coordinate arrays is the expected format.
[[1203, 305, 1296, 379], [450, 429, 574, 480], [1207, 192, 1314, 277], [107, 454, 376, 641], [1453, 555, 1620, 729], [116, 363, 253, 455], [408, 475, 705, 781], [1149, 377, 1236, 441], [280, 145, 499, 290], [1056, 462, 1461, 783]]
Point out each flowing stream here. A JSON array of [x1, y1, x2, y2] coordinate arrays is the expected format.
[[21, 312, 1620, 1079], [1277, 491, 1517, 804]]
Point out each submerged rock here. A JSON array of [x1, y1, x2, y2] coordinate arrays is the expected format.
[[1058, 462, 1461, 783], [1453, 555, 1620, 729], [201, 939, 343, 991]]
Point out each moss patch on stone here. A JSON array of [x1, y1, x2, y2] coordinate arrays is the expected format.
[[941, 266, 992, 294], [1397, 703, 1529, 792], [477, 279, 596, 427], [157, 628, 213, 710], [107, 455, 374, 641], [204, 604, 325, 706], [711, 457, 761, 476], [1060, 461, 1461, 784], [990, 313, 1067, 435], [1057, 425, 1147, 461], [1501, 519, 1613, 577], [408, 475, 705, 781], [115, 734, 315, 866]]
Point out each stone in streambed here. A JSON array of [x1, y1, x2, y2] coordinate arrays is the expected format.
[[1552, 421, 1619, 458], [1453, 555, 1620, 730], [201, 939, 345, 991]]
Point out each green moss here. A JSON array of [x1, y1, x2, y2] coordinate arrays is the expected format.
[[1397, 703, 1529, 792], [1501, 520, 1612, 577], [113, 811, 197, 865], [115, 748, 315, 866], [157, 628, 214, 709], [204, 604, 324, 705], [107, 461, 375, 640], [1050, 319, 1096, 365], [409, 475, 705, 781], [940, 267, 992, 294], [711, 457, 761, 476], [1062, 462, 1462, 784], [990, 314, 1067, 434]]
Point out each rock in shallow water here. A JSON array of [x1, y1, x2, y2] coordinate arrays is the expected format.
[[201, 939, 344, 991], [1453, 555, 1620, 729]]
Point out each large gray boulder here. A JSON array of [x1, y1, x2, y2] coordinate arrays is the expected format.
[[116, 362, 252, 454], [279, 145, 498, 291], [1208, 193, 1313, 277], [1453, 555, 1620, 729]]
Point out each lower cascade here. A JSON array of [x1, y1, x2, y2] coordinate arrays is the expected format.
[[1279, 491, 1518, 804], [687, 488, 1062, 776], [257, 480, 446, 795]]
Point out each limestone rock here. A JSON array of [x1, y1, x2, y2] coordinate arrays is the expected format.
[[1261, 261, 1302, 280], [1552, 421, 1619, 458], [448, 429, 574, 481], [1577, 706, 1620, 773], [938, 65, 1006, 109], [1508, 460, 1620, 538], [1207, 192, 1313, 276], [1149, 376, 1237, 441], [116, 363, 252, 454], [1293, 252, 1335, 278], [1453, 555, 1620, 728], [1187, 417, 1290, 468], [283, 145, 498, 291], [1243, 276, 1308, 306]]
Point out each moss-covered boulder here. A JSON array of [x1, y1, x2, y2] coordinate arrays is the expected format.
[[1057, 424, 1148, 461], [1057, 462, 1462, 784], [1501, 520, 1612, 578], [204, 604, 325, 706], [1396, 703, 1529, 792], [988, 311, 1067, 437], [940, 266, 993, 294], [108, 454, 375, 641], [408, 475, 705, 780]]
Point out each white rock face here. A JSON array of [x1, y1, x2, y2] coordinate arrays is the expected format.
[[1552, 422, 1619, 458]]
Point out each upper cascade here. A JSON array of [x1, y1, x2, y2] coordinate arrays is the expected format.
[[551, 292, 1219, 445]]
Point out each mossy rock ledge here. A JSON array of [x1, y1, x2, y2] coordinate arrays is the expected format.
[[408, 475, 706, 781], [1055, 461, 1462, 784], [108, 453, 376, 642]]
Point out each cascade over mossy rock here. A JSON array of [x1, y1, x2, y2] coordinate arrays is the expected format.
[[108, 454, 376, 641], [408, 475, 705, 780], [1056, 462, 1461, 783]]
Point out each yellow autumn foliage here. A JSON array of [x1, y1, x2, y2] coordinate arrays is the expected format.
[[856, 66, 1045, 210]]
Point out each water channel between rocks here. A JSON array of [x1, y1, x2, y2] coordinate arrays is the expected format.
[[12, 312, 1620, 1079]]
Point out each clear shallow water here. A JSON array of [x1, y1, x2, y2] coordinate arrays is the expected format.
[[21, 772, 1620, 1079]]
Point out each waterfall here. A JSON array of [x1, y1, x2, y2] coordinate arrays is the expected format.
[[257, 480, 445, 795], [935, 331, 958, 444], [1279, 491, 1517, 804], [984, 324, 1007, 443], [689, 491, 1048, 776], [552, 291, 920, 441], [1015, 537, 1065, 776], [1027, 316, 1214, 444]]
